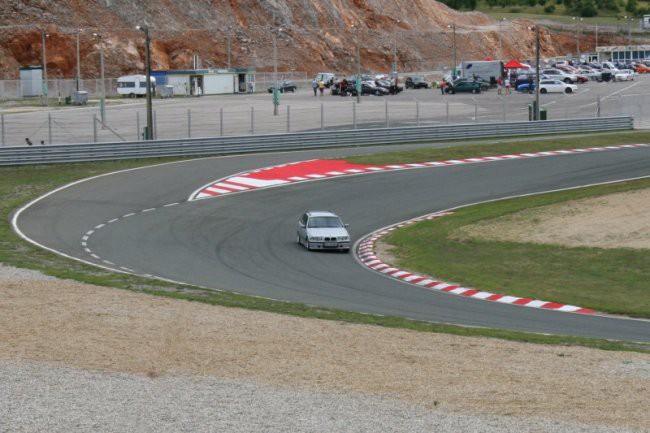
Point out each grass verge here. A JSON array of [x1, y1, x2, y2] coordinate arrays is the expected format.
[[1, 132, 649, 353]]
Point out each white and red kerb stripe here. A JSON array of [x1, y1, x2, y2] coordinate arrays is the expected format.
[[357, 211, 595, 315], [190, 143, 648, 200]]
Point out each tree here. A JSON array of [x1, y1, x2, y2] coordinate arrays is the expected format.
[[626, 0, 638, 14]]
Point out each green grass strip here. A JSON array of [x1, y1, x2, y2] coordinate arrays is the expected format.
[[1, 133, 648, 352]]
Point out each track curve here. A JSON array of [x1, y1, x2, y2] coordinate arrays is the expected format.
[[14, 145, 650, 342]]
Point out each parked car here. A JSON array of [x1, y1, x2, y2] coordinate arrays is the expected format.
[[614, 70, 635, 81], [405, 76, 429, 89], [451, 77, 489, 92], [538, 79, 577, 94], [540, 68, 577, 83], [635, 63, 650, 74], [350, 81, 390, 96], [444, 80, 482, 94], [267, 80, 297, 93], [375, 79, 403, 94], [297, 210, 350, 252]]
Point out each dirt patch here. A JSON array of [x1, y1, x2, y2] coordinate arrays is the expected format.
[[0, 275, 648, 431], [453, 189, 650, 250]]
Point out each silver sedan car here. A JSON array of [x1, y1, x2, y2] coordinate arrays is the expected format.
[[297, 211, 351, 252]]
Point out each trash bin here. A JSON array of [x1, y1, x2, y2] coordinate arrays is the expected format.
[[158, 85, 174, 98], [539, 107, 547, 120], [72, 91, 88, 105]]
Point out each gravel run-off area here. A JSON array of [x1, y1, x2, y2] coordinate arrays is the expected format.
[[1, 190, 649, 433]]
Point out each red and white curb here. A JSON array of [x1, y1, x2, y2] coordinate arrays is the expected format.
[[189, 143, 649, 201], [357, 212, 596, 315]]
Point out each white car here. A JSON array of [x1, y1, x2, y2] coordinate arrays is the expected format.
[[538, 79, 578, 94], [614, 70, 635, 81], [297, 211, 351, 252], [540, 68, 577, 84]]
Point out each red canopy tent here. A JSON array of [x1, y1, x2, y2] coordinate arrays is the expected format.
[[504, 59, 527, 69]]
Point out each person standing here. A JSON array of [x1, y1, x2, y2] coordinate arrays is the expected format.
[[504, 77, 511, 94], [496, 76, 503, 95], [318, 79, 325, 96], [312, 79, 318, 96]]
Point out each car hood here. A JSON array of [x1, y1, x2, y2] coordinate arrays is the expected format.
[[306, 227, 349, 237]]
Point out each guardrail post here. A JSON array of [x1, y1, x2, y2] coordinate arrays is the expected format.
[[385, 100, 389, 128], [287, 105, 291, 132], [446, 100, 449, 124], [1, 114, 4, 146], [136, 111, 140, 141], [596, 95, 601, 118], [93, 114, 97, 143], [220, 108, 224, 136], [48, 113, 52, 144], [416, 101, 420, 127], [250, 106, 254, 135], [353, 101, 357, 129], [320, 103, 324, 130], [187, 109, 191, 138]]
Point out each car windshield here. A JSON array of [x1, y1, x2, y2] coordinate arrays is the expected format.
[[308, 216, 343, 228]]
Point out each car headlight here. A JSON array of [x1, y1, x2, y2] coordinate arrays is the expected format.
[[338, 236, 350, 242], [309, 236, 323, 242]]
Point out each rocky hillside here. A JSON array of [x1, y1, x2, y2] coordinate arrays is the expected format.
[[0, 0, 615, 79]]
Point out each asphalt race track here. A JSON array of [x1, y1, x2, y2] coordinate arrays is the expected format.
[[15, 143, 650, 342]]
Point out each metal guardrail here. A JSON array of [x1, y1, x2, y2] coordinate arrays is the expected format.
[[0, 117, 634, 166]]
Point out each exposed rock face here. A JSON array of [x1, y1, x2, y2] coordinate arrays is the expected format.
[[0, 0, 616, 79]]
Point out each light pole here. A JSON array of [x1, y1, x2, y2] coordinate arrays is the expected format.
[[352, 24, 361, 104], [227, 25, 232, 69], [136, 25, 153, 140], [572, 17, 583, 62], [93, 32, 106, 126], [447, 24, 456, 77], [41, 30, 49, 106], [76, 28, 82, 91], [498, 17, 506, 60], [623, 16, 633, 62], [272, 27, 283, 116], [392, 19, 400, 75], [533, 26, 540, 121]]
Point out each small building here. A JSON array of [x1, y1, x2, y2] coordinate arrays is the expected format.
[[19, 66, 43, 97], [596, 45, 650, 62], [151, 67, 256, 96]]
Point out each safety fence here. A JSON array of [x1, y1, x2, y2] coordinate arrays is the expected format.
[[0, 116, 633, 166]]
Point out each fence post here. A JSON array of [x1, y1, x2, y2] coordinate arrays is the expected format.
[[93, 114, 97, 143], [502, 96, 506, 122], [136, 111, 140, 141], [250, 106, 254, 135], [287, 105, 291, 133], [320, 103, 324, 130], [48, 113, 52, 144], [596, 95, 601, 117], [154, 110, 158, 140], [353, 101, 357, 129], [416, 101, 420, 127], [385, 99, 389, 128], [446, 100, 449, 124], [188, 109, 191, 138], [220, 108, 224, 136], [1, 114, 4, 146], [474, 98, 478, 123]]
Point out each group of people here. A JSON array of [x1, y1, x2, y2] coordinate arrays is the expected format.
[[311, 78, 327, 96], [496, 75, 512, 95], [24, 138, 45, 146]]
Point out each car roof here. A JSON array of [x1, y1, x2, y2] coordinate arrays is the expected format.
[[306, 211, 339, 218]]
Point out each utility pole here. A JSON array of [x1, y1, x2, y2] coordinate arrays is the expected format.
[[93, 32, 106, 126], [392, 19, 400, 75], [535, 25, 540, 121], [352, 24, 361, 103], [76, 28, 82, 91], [137, 25, 153, 140], [572, 17, 583, 61], [41, 30, 48, 107], [272, 28, 280, 116], [447, 24, 457, 77], [227, 25, 232, 69]]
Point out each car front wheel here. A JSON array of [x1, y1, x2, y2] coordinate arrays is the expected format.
[[540, 88, 547, 94], [564, 78, 572, 83], [565, 88, 573, 94]]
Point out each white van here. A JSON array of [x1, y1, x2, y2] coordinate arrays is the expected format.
[[315, 72, 336, 87], [117, 74, 156, 97]]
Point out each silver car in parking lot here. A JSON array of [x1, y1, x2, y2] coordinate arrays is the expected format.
[[297, 211, 351, 252]]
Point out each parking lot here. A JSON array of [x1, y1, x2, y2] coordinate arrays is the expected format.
[[1, 74, 648, 146]]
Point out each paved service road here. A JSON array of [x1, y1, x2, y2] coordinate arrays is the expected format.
[[15, 144, 650, 342]]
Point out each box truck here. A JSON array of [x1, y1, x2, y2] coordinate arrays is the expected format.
[[460, 61, 504, 86]]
